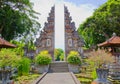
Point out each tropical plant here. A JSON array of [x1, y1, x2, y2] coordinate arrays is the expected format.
[[17, 57, 31, 76], [88, 48, 114, 69], [35, 50, 52, 65], [67, 51, 81, 65]]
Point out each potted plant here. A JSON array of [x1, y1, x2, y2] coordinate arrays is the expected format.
[[67, 51, 81, 73], [89, 48, 114, 84], [35, 50, 52, 73]]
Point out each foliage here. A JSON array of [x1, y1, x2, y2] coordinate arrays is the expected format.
[[11, 40, 25, 57], [78, 0, 120, 48], [17, 57, 31, 76], [26, 40, 36, 50], [88, 48, 114, 69], [35, 50, 52, 65], [0, 0, 40, 41], [75, 74, 93, 84], [59, 53, 64, 61], [15, 74, 40, 84], [0, 49, 20, 68], [54, 48, 64, 61], [11, 40, 36, 58], [67, 51, 81, 64]]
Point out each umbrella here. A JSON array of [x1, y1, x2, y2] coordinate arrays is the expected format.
[[0, 37, 16, 48]]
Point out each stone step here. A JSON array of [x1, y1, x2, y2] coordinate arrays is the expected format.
[[50, 68, 69, 72], [50, 64, 68, 67], [49, 61, 69, 72]]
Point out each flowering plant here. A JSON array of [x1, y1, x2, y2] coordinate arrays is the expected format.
[[88, 48, 114, 69]]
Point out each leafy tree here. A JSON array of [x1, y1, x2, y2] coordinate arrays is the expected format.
[[54, 48, 64, 61], [78, 0, 120, 48], [0, 0, 40, 41]]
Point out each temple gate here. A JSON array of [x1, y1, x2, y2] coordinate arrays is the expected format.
[[35, 6, 84, 61]]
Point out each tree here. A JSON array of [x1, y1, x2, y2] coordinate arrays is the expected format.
[[0, 0, 40, 41], [54, 48, 64, 61], [78, 0, 120, 48]]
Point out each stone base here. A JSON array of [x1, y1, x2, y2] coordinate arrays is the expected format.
[[68, 64, 80, 73], [36, 65, 49, 74]]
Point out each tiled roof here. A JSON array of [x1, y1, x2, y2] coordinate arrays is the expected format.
[[98, 35, 120, 47], [0, 37, 16, 48]]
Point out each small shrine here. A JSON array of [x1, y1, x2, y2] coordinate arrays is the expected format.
[[98, 33, 120, 63], [98, 33, 120, 80]]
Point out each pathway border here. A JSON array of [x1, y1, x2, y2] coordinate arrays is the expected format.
[[70, 72, 81, 84], [32, 72, 47, 84]]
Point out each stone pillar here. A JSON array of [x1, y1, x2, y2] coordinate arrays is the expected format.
[[35, 6, 55, 61], [64, 5, 84, 58]]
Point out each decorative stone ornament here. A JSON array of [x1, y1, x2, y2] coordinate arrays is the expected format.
[[93, 69, 112, 84]]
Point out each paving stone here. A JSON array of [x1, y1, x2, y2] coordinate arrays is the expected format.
[[38, 72, 76, 84]]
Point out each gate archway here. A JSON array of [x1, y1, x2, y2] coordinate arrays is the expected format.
[[35, 5, 84, 61]]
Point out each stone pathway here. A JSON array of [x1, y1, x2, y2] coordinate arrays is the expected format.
[[38, 72, 78, 84]]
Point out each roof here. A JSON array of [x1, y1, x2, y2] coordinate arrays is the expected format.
[[98, 35, 120, 47], [0, 37, 16, 48]]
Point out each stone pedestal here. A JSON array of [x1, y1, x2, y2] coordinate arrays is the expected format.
[[68, 64, 80, 73], [36, 65, 49, 74], [92, 69, 112, 84]]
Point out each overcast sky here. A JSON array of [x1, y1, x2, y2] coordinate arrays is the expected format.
[[31, 0, 107, 50]]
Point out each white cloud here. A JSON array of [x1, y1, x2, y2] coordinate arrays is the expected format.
[[31, 0, 96, 50]]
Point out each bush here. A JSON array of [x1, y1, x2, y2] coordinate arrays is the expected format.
[[67, 51, 81, 65], [0, 49, 19, 68], [35, 50, 52, 65], [17, 57, 31, 76]]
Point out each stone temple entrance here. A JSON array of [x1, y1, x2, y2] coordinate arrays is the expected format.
[[35, 5, 84, 61]]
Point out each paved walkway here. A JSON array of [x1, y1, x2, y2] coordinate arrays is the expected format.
[[38, 72, 78, 84]]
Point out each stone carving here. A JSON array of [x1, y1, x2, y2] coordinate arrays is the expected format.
[[35, 6, 55, 61], [64, 6, 84, 58]]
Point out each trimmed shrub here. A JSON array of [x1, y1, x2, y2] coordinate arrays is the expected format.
[[67, 51, 81, 65], [35, 50, 52, 65]]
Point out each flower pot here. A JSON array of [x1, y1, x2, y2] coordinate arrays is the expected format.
[[93, 68, 112, 84], [68, 64, 80, 73], [36, 64, 49, 74]]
